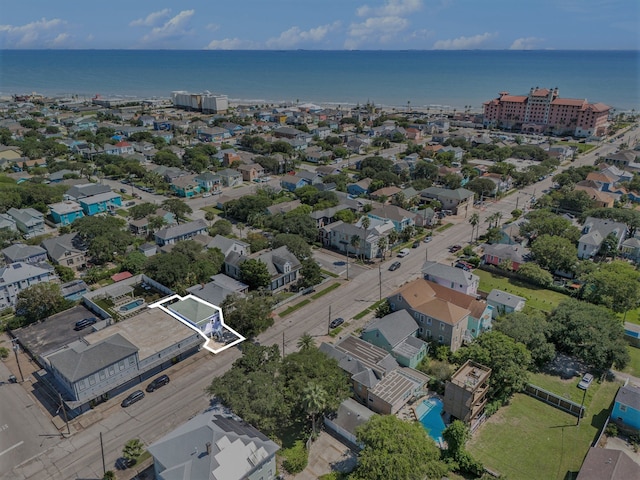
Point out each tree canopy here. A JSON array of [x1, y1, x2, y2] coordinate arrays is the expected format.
[[239, 259, 271, 290], [494, 311, 556, 369], [579, 260, 640, 313], [530, 234, 577, 273], [15, 283, 71, 327], [220, 291, 276, 338], [72, 215, 133, 264]]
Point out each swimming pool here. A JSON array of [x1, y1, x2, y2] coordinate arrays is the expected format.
[[120, 299, 144, 312], [417, 398, 446, 444]]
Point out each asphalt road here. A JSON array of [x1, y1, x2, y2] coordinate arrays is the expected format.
[[7, 127, 637, 479]]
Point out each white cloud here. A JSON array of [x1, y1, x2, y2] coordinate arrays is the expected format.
[[50, 33, 70, 47], [141, 10, 195, 44], [0, 17, 67, 48], [509, 36, 542, 50], [205, 23, 220, 32], [346, 16, 408, 48], [129, 9, 171, 27], [204, 38, 256, 50], [265, 23, 339, 49], [433, 32, 497, 50], [357, 0, 423, 17]]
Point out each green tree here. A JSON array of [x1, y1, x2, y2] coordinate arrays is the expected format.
[[300, 258, 323, 287], [15, 283, 70, 326], [453, 331, 532, 403], [209, 218, 233, 236], [353, 415, 448, 480], [466, 177, 496, 198], [468, 212, 480, 243], [122, 439, 144, 467], [128, 202, 157, 220], [334, 208, 356, 223], [246, 231, 270, 253], [161, 198, 192, 224], [272, 233, 311, 261], [221, 292, 276, 338], [531, 234, 577, 273], [495, 311, 556, 369], [548, 299, 629, 372], [120, 250, 148, 275], [73, 215, 133, 264], [516, 262, 553, 286], [297, 332, 314, 351], [239, 259, 271, 290], [442, 420, 483, 476], [520, 210, 581, 242], [54, 264, 75, 282], [302, 382, 328, 435], [580, 260, 640, 314]]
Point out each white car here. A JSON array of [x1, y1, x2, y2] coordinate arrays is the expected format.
[[578, 373, 593, 390], [202, 192, 212, 198]]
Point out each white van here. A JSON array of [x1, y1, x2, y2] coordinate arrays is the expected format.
[[397, 248, 410, 258]]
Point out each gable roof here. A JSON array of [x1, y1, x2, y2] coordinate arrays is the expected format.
[[421, 261, 478, 287], [576, 447, 640, 480], [2, 243, 46, 262], [0, 262, 54, 286], [41, 233, 86, 261], [148, 412, 280, 480], [362, 310, 418, 348], [155, 219, 208, 241], [614, 383, 640, 410], [487, 289, 526, 308]]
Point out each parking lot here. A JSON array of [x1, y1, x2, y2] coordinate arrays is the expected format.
[[13, 304, 101, 359]]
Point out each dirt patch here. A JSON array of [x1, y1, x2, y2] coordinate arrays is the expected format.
[[543, 353, 587, 380]]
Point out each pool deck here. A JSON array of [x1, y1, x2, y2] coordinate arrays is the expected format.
[[396, 393, 448, 448]]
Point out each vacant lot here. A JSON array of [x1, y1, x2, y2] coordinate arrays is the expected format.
[[622, 345, 640, 378], [475, 269, 570, 312], [468, 379, 620, 480]]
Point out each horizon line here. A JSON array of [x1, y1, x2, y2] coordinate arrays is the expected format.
[[1, 48, 638, 52]]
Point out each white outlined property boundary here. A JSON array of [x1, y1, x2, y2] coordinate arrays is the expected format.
[[148, 294, 245, 354]]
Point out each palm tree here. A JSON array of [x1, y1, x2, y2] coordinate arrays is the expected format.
[[302, 383, 328, 436], [468, 212, 480, 243], [360, 216, 371, 260], [350, 235, 361, 258], [388, 229, 399, 248], [297, 333, 314, 351], [377, 236, 388, 260]]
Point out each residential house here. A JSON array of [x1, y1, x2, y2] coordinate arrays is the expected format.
[[138, 243, 157, 257], [312, 126, 332, 139], [486, 289, 526, 318], [574, 183, 616, 208], [296, 170, 323, 186], [481, 173, 512, 194], [153, 166, 188, 184], [155, 219, 208, 246], [2, 243, 47, 264], [78, 192, 122, 216], [41, 233, 87, 271], [481, 243, 529, 271], [218, 169, 243, 187], [321, 218, 395, 259], [0, 213, 17, 232], [576, 447, 640, 480], [224, 246, 301, 292], [7, 207, 45, 238], [324, 398, 375, 448], [0, 262, 57, 309], [207, 235, 250, 260], [280, 174, 307, 192], [60, 279, 89, 302], [195, 172, 222, 193], [64, 183, 112, 202], [347, 178, 372, 196], [621, 236, 640, 263], [421, 261, 479, 296], [603, 150, 639, 169], [315, 165, 342, 177], [441, 145, 465, 161], [148, 411, 280, 480], [273, 126, 308, 140], [186, 273, 249, 306], [49, 200, 85, 226], [197, 126, 230, 143], [265, 200, 302, 216], [237, 163, 264, 182], [305, 147, 333, 164], [389, 278, 493, 351], [361, 310, 429, 368], [370, 186, 402, 203], [611, 383, 640, 431], [444, 360, 491, 430], [420, 187, 475, 215], [309, 206, 340, 229], [498, 220, 527, 246], [368, 205, 415, 233], [320, 336, 429, 415], [129, 209, 176, 236], [170, 174, 201, 198], [578, 217, 627, 259]]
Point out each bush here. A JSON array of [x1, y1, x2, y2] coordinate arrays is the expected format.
[[282, 440, 308, 474], [605, 423, 618, 437], [0, 347, 9, 359], [484, 400, 502, 418]]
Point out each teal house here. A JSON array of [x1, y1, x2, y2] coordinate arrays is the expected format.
[[361, 310, 429, 368], [49, 201, 85, 226], [79, 192, 122, 216], [611, 383, 640, 431], [170, 174, 201, 198]]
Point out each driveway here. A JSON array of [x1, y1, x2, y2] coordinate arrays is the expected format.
[[292, 431, 357, 480]]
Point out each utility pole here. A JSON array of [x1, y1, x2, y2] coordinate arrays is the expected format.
[[12, 339, 24, 382], [346, 252, 349, 281], [378, 265, 382, 301], [100, 432, 106, 475], [328, 305, 332, 335], [58, 392, 70, 435], [281, 331, 285, 358], [577, 387, 588, 426]]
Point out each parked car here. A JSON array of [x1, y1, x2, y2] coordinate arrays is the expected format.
[[329, 317, 344, 329], [202, 192, 212, 198], [412, 241, 420, 248], [397, 248, 410, 258], [423, 236, 432, 243], [454, 261, 472, 271], [578, 373, 594, 390], [146, 374, 170, 392], [74, 317, 97, 331], [121, 390, 145, 407], [449, 245, 462, 253], [120, 188, 128, 193], [389, 261, 401, 271]]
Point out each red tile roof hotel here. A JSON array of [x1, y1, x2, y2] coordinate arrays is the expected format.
[[483, 87, 610, 138]]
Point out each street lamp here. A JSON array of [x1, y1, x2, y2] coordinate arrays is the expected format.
[[12, 339, 25, 382]]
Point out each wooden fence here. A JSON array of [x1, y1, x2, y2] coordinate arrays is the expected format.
[[524, 384, 585, 418]]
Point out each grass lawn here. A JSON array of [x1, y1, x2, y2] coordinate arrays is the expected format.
[[436, 222, 453, 232], [475, 269, 570, 312], [201, 206, 222, 215], [468, 379, 621, 480], [555, 141, 596, 154], [528, 372, 598, 405], [622, 345, 640, 378], [311, 282, 340, 299], [279, 299, 311, 317], [619, 308, 640, 326]]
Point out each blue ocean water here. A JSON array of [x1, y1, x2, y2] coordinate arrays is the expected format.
[[0, 50, 638, 111]]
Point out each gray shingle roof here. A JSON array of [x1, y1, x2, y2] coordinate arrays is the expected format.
[[487, 289, 526, 309], [2, 243, 46, 262], [421, 261, 478, 287], [155, 219, 208, 241], [47, 333, 138, 382], [362, 310, 418, 349], [41, 233, 85, 262], [615, 383, 640, 411]]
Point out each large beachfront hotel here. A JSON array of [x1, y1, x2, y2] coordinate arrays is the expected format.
[[483, 87, 611, 138]]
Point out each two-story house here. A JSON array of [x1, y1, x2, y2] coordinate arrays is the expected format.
[[170, 174, 201, 198], [421, 261, 479, 296], [368, 205, 416, 233], [194, 172, 222, 193], [611, 383, 640, 431], [41, 233, 88, 271], [7, 207, 45, 238], [0, 262, 57, 309], [78, 192, 122, 216], [218, 169, 243, 187], [224, 246, 301, 292], [237, 163, 264, 183], [49, 200, 85, 226], [155, 219, 208, 246], [578, 217, 627, 259], [2, 243, 47, 264]]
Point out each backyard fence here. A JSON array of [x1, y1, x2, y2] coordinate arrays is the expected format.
[[524, 384, 585, 418]]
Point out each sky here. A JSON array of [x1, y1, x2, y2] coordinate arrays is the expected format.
[[0, 0, 638, 50]]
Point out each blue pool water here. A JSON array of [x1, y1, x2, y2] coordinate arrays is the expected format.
[[120, 299, 144, 312], [417, 398, 446, 444]]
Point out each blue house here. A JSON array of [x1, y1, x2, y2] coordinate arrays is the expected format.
[[153, 120, 173, 131], [170, 174, 200, 198], [49, 200, 85, 226], [79, 192, 122, 216], [611, 383, 640, 431], [194, 172, 222, 193], [280, 174, 307, 192], [347, 178, 372, 196]]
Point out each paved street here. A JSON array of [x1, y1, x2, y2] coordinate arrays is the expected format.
[[5, 129, 636, 479]]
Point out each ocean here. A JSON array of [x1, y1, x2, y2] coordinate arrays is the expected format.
[[0, 50, 638, 111]]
